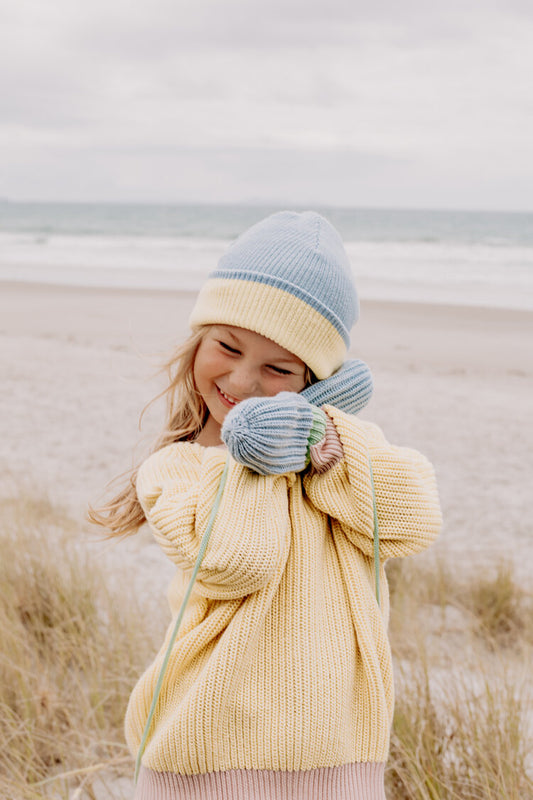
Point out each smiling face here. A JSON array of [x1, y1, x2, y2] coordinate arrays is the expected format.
[[193, 325, 308, 446]]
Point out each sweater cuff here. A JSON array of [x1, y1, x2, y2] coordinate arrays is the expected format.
[[309, 414, 344, 474]]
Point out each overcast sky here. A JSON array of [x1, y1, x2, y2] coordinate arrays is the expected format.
[[2, 0, 533, 209]]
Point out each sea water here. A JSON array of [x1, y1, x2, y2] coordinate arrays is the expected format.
[[1, 202, 533, 310]]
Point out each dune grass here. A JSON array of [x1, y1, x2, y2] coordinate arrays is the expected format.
[[0, 493, 162, 799], [1, 493, 531, 798], [386, 555, 532, 653], [387, 663, 532, 800], [386, 556, 533, 799]]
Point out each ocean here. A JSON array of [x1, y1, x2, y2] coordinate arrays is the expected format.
[[1, 202, 533, 310]]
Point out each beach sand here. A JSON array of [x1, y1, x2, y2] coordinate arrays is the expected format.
[[1, 281, 532, 605]]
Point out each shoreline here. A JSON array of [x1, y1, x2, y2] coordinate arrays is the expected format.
[[3, 276, 533, 314], [1, 280, 531, 377]]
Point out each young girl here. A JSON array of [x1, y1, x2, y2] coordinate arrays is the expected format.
[[91, 211, 442, 800]]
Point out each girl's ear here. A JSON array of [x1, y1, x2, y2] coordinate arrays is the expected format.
[[301, 359, 373, 415]]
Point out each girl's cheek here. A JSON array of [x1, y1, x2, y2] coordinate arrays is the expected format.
[[268, 375, 306, 395]]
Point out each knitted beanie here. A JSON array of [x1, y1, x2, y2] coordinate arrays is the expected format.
[[189, 211, 359, 379]]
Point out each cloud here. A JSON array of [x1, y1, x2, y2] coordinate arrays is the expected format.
[[1, 0, 533, 207], [5, 142, 532, 211]]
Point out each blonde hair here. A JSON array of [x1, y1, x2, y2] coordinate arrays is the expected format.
[[88, 326, 316, 538], [87, 328, 208, 538]]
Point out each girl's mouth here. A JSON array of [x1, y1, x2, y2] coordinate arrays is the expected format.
[[216, 385, 240, 408]]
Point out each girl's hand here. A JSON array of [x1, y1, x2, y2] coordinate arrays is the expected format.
[[221, 359, 372, 475], [221, 393, 327, 475], [301, 358, 373, 414]]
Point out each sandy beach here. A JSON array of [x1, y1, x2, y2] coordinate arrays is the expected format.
[[1, 281, 532, 601]]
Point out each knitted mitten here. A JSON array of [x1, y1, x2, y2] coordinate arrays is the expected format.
[[221, 392, 327, 475], [301, 358, 373, 415]]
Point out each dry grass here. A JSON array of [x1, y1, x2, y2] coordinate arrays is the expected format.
[[1, 494, 531, 799], [388, 664, 532, 800], [387, 555, 533, 654], [0, 494, 162, 799], [386, 555, 533, 799]]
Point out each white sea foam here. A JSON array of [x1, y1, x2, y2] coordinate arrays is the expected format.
[[1, 211, 533, 309], [0, 232, 226, 291], [345, 241, 533, 309]]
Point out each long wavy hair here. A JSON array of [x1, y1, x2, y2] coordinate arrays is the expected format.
[[88, 325, 315, 538], [87, 328, 208, 538]]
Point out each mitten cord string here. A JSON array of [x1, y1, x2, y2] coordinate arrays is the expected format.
[[134, 454, 231, 784], [368, 455, 380, 606]]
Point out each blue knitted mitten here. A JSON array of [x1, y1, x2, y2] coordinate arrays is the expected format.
[[221, 392, 327, 475], [301, 358, 373, 415]]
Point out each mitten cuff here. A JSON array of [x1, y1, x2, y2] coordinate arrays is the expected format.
[[309, 415, 344, 474], [307, 406, 328, 449]]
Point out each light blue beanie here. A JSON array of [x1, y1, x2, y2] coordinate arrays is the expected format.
[[189, 211, 359, 379]]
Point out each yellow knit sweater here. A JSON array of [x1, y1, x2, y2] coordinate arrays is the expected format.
[[126, 407, 442, 784]]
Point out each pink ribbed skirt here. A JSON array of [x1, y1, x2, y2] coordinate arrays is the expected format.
[[135, 762, 386, 799]]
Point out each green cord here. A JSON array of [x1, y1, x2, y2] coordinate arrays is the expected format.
[[368, 455, 381, 607], [134, 455, 231, 784]]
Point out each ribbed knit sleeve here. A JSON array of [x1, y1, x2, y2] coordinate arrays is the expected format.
[[136, 443, 291, 599], [303, 407, 442, 559]]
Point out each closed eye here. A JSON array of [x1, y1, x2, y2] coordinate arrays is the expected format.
[[218, 341, 240, 354], [268, 365, 293, 375]]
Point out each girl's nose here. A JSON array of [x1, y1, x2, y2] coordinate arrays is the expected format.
[[228, 364, 260, 398]]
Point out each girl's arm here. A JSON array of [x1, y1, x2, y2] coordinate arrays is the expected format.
[[136, 443, 290, 599], [303, 407, 442, 559]]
